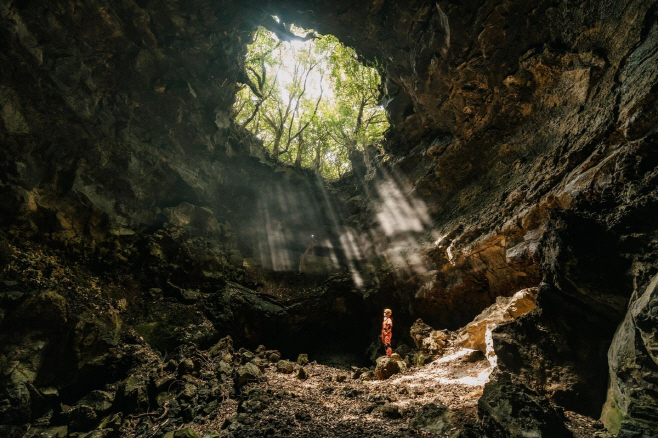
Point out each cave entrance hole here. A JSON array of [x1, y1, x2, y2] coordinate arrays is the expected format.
[[233, 19, 389, 180], [227, 19, 438, 368]]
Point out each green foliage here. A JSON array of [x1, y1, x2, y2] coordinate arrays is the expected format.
[[233, 25, 388, 179]]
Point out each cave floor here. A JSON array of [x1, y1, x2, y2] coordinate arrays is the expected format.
[[175, 348, 605, 437]]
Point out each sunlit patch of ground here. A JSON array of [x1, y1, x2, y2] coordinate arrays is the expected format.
[[200, 346, 490, 437]]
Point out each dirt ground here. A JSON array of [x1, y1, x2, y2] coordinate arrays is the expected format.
[[183, 347, 609, 437]]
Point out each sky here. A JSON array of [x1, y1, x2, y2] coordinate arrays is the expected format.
[[258, 21, 336, 102]]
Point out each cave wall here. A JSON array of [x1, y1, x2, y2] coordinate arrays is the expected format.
[[266, 0, 658, 431], [268, 0, 657, 319], [0, 0, 354, 426], [0, 0, 345, 271]]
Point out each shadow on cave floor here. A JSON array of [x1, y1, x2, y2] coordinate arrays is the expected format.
[[306, 344, 371, 369], [277, 332, 372, 370]]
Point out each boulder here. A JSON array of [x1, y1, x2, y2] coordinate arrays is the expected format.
[[267, 351, 281, 363], [252, 357, 268, 371], [490, 217, 633, 417], [479, 371, 572, 438], [410, 319, 434, 349], [413, 352, 432, 367], [179, 383, 197, 400], [351, 367, 368, 380], [163, 428, 200, 438], [238, 389, 271, 414], [235, 363, 262, 387], [76, 391, 114, 415], [115, 375, 149, 412], [410, 319, 448, 356], [216, 360, 233, 377], [178, 358, 196, 375], [359, 370, 376, 381], [375, 355, 407, 380], [15, 290, 68, 330], [209, 336, 234, 357], [376, 403, 401, 419], [296, 353, 309, 365], [421, 331, 448, 355], [276, 360, 294, 374], [411, 403, 455, 435], [456, 288, 538, 354], [239, 349, 255, 363]]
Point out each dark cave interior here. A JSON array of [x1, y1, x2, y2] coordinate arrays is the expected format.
[[0, 0, 657, 437]]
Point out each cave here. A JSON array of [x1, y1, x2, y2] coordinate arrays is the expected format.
[[0, 0, 657, 437]]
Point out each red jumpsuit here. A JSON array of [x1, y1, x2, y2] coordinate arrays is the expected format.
[[382, 316, 393, 357]]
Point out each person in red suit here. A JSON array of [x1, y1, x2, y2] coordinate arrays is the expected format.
[[382, 308, 393, 357]]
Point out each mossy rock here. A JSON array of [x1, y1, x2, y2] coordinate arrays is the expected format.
[[134, 322, 158, 342], [15, 290, 68, 330], [138, 308, 215, 352], [164, 427, 199, 438], [276, 360, 294, 374], [116, 375, 148, 412], [297, 353, 309, 365]]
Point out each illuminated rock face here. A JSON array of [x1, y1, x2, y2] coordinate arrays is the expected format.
[[0, 0, 657, 436], [602, 273, 658, 436], [456, 287, 537, 354]]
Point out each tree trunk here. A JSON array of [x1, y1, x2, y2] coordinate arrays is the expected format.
[[294, 131, 305, 167], [313, 144, 322, 171], [272, 127, 283, 158]]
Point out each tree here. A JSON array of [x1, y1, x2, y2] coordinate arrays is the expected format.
[[233, 28, 281, 130], [325, 40, 388, 160], [259, 49, 323, 159], [234, 25, 388, 179]]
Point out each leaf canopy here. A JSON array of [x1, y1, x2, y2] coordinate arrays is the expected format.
[[233, 24, 389, 179]]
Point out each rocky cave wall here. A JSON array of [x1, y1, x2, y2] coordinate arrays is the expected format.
[[0, 0, 367, 427], [270, 1, 658, 433], [0, 0, 657, 436]]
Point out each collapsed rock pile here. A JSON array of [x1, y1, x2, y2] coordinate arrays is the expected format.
[[4, 335, 295, 438]]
